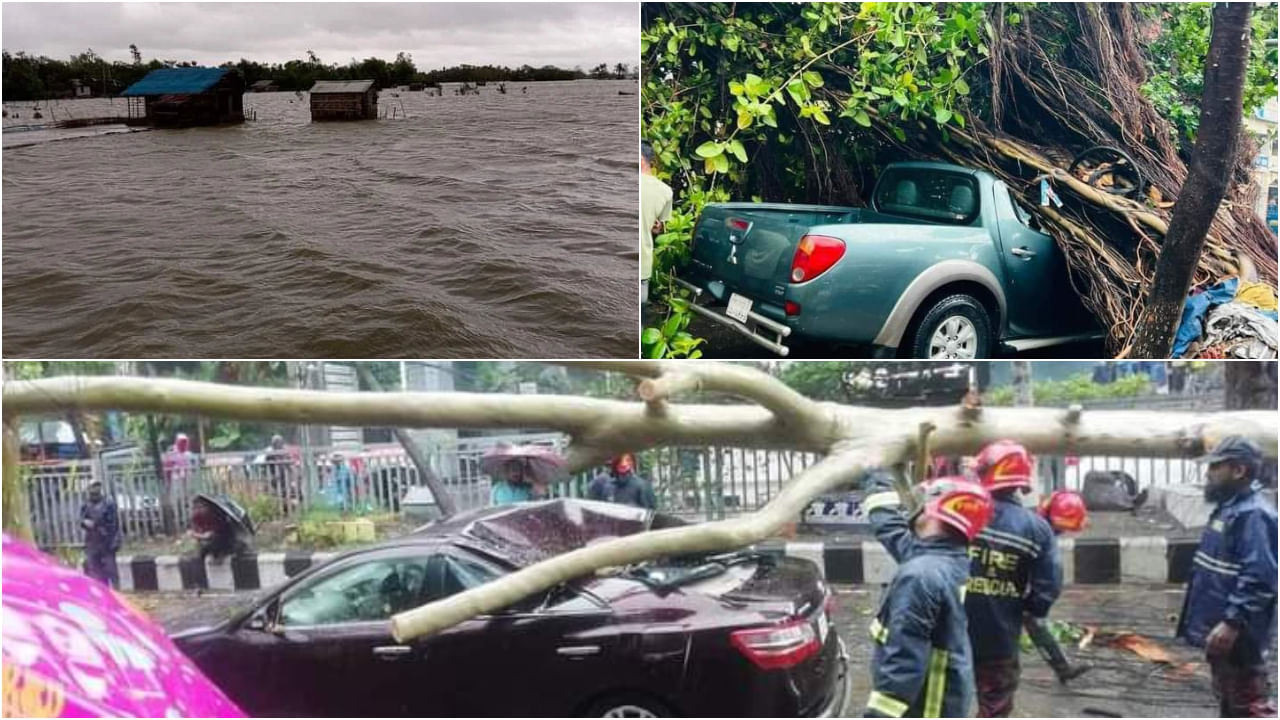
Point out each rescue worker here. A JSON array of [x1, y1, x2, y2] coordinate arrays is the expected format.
[[862, 471, 994, 718], [80, 480, 122, 588], [1026, 490, 1092, 683], [1176, 436, 1277, 717], [964, 440, 1062, 717]]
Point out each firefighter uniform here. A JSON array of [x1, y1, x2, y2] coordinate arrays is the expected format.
[[862, 472, 986, 718]]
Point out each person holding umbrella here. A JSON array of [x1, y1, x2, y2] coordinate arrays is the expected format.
[[482, 444, 566, 506]]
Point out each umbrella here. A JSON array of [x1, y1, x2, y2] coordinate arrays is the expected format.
[[192, 493, 255, 536], [1, 533, 245, 718], [479, 444, 567, 486]]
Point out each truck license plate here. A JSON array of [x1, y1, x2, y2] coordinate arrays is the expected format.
[[726, 293, 752, 323]]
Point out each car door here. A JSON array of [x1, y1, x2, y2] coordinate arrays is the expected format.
[[258, 549, 437, 717], [990, 182, 1092, 338], [410, 550, 619, 717]]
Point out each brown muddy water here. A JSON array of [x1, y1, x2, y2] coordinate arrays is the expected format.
[[2, 80, 638, 357]]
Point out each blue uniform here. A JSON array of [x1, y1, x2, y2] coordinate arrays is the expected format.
[[965, 495, 1062, 662], [1177, 485, 1277, 664], [863, 474, 975, 718]]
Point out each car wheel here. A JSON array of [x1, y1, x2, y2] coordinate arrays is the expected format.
[[585, 694, 671, 718], [908, 294, 993, 359]]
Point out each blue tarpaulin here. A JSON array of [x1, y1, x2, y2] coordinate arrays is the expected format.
[[121, 67, 229, 96], [1173, 278, 1239, 358]]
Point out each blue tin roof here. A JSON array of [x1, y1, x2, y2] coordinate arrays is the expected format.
[[122, 67, 230, 96]]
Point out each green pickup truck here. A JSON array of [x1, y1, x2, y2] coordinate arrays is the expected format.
[[677, 161, 1100, 358]]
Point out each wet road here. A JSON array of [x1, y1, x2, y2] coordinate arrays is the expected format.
[[136, 582, 1274, 717], [4, 81, 638, 358]]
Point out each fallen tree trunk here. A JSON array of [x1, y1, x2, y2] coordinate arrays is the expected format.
[[4, 363, 1275, 639]]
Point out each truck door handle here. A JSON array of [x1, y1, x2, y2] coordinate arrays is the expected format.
[[557, 645, 601, 657], [1011, 247, 1037, 258], [373, 645, 413, 659]]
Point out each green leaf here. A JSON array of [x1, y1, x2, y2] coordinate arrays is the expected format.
[[761, 108, 778, 128], [667, 36, 679, 57], [744, 73, 766, 96], [645, 340, 668, 359], [953, 112, 966, 128], [712, 153, 730, 173], [1008, 12, 1022, 25], [813, 109, 830, 125], [786, 79, 808, 105], [934, 106, 952, 124], [892, 126, 907, 142], [737, 109, 753, 130], [641, 327, 662, 346], [893, 90, 909, 107], [954, 77, 970, 96], [723, 34, 740, 53], [852, 109, 872, 127], [662, 314, 681, 338], [728, 139, 748, 163], [803, 71, 824, 88], [872, 86, 893, 96], [694, 141, 724, 158], [729, 81, 744, 97]]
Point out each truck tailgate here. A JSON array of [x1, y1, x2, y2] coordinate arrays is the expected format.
[[689, 203, 859, 299]]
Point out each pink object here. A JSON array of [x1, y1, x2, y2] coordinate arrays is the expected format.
[[2, 534, 245, 718]]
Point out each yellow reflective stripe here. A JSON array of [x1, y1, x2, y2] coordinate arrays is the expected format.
[[864, 491, 902, 512], [924, 648, 948, 718], [867, 690, 909, 718], [869, 617, 889, 644]]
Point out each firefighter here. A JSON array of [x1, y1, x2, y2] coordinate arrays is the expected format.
[[862, 471, 994, 718], [1025, 490, 1092, 683], [964, 440, 1062, 717], [1177, 436, 1277, 718]]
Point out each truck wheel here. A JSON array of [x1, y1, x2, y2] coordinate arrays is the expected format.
[[908, 294, 992, 359]]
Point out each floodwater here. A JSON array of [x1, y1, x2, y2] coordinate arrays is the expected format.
[[2, 80, 638, 357]]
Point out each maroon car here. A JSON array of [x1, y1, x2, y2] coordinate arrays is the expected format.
[[171, 499, 849, 717]]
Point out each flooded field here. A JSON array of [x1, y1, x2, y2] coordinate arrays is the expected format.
[[2, 80, 638, 357]]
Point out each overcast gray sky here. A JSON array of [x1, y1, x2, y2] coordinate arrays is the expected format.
[[2, 2, 637, 70]]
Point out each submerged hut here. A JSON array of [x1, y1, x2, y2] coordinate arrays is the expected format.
[[249, 79, 278, 93], [309, 80, 377, 121], [121, 67, 245, 128]]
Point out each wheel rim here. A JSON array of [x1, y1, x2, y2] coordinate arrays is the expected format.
[[929, 316, 978, 359], [601, 705, 658, 718]]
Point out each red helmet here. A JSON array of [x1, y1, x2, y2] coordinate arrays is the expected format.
[[1039, 490, 1088, 533], [972, 440, 1034, 492], [916, 476, 994, 542]]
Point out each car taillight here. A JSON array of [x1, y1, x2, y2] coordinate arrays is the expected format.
[[730, 619, 821, 670], [726, 217, 751, 232], [789, 235, 845, 283], [784, 301, 802, 316]]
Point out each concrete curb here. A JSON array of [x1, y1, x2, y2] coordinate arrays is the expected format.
[[756, 535, 1201, 585], [116, 535, 1200, 592]]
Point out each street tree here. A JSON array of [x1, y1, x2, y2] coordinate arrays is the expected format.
[[3, 362, 1273, 641], [1130, 3, 1255, 357]]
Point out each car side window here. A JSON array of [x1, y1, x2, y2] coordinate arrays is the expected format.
[[1007, 188, 1038, 229], [278, 557, 429, 626]]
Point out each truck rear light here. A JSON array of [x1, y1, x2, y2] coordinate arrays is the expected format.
[[725, 217, 751, 232], [789, 235, 845, 283], [730, 619, 821, 670], [784, 301, 802, 316]]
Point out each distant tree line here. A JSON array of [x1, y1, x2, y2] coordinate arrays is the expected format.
[[1, 47, 634, 101]]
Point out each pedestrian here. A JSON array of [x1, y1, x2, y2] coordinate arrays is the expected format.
[[80, 480, 122, 588], [1176, 436, 1277, 718], [331, 452, 355, 512], [1026, 490, 1092, 683], [861, 472, 993, 718], [190, 496, 248, 563], [264, 434, 292, 510], [963, 440, 1062, 717], [586, 453, 656, 510], [489, 460, 535, 506], [640, 141, 673, 305]]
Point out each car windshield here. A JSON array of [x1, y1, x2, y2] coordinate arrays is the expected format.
[[874, 167, 980, 225]]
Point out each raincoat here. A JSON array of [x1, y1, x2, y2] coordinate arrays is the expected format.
[[862, 472, 975, 718], [1177, 485, 1278, 664], [587, 471, 657, 510], [965, 495, 1061, 662]]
